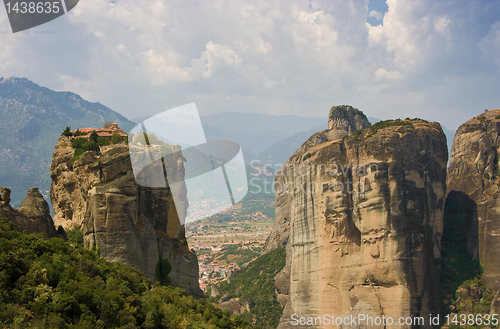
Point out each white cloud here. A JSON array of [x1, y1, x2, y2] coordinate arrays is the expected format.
[[375, 68, 402, 80], [368, 10, 383, 20], [0, 0, 499, 131]]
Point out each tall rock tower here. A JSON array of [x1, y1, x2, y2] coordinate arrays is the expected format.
[[50, 137, 203, 297], [265, 109, 447, 328], [447, 109, 500, 293]]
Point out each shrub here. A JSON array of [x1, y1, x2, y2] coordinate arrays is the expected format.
[[352, 129, 363, 143], [483, 172, 490, 180], [89, 130, 99, 143], [82, 140, 98, 152], [111, 133, 122, 144], [61, 126, 72, 137], [97, 137, 111, 146], [73, 129, 87, 136], [302, 152, 314, 161], [67, 227, 84, 247], [71, 137, 87, 149], [71, 148, 85, 162]]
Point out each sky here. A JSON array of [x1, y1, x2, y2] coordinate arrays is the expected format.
[[1, 0, 500, 131]]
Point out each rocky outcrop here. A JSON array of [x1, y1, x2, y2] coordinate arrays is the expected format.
[[265, 114, 447, 328], [327, 105, 371, 140], [0, 186, 57, 238], [18, 187, 58, 237], [50, 137, 203, 297], [447, 109, 500, 292]]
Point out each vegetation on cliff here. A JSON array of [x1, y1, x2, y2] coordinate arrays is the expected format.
[[209, 248, 286, 329], [0, 217, 252, 329]]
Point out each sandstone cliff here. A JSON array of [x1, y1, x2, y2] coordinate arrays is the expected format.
[[0, 186, 57, 238], [447, 109, 500, 292], [265, 114, 447, 328], [50, 137, 203, 297]]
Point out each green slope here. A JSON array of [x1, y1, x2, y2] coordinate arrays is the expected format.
[[0, 217, 252, 329]]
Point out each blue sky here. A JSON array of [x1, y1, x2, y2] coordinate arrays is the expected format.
[[1, 0, 500, 132]]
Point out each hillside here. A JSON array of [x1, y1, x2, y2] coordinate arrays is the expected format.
[[209, 248, 286, 329], [0, 217, 252, 329], [0, 77, 135, 208]]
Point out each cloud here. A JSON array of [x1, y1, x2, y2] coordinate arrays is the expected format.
[[368, 10, 383, 20], [375, 68, 402, 80], [0, 0, 499, 130]]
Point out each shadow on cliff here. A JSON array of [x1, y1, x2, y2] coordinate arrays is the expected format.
[[439, 190, 482, 312]]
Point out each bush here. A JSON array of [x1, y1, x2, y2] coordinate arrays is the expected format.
[[97, 137, 111, 146], [89, 130, 99, 143], [82, 140, 98, 152], [73, 129, 87, 137], [61, 126, 72, 137], [302, 152, 314, 161], [71, 148, 85, 162], [71, 137, 87, 149], [111, 133, 122, 144], [67, 227, 84, 247]]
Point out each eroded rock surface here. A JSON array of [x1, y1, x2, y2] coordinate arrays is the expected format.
[[327, 105, 371, 140], [447, 109, 500, 292], [50, 137, 203, 297], [265, 114, 447, 328], [0, 186, 57, 238]]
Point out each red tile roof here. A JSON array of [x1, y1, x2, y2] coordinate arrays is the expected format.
[[71, 123, 127, 139]]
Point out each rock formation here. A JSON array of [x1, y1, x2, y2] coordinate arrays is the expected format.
[[0, 186, 57, 238], [50, 137, 203, 297], [447, 109, 500, 292], [265, 113, 447, 328], [327, 105, 371, 140]]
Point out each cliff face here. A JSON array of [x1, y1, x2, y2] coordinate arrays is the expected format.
[[447, 109, 500, 292], [265, 115, 447, 328], [50, 137, 203, 297], [0, 186, 57, 238]]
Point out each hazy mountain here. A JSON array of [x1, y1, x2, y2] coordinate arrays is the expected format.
[[200, 112, 326, 162], [0, 77, 135, 208], [255, 116, 382, 167]]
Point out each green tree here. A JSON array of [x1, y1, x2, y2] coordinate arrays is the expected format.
[[111, 133, 122, 144], [97, 136, 111, 146], [62, 126, 72, 137], [73, 129, 87, 136], [71, 137, 87, 149], [67, 227, 84, 247], [83, 140, 98, 152], [0, 217, 252, 329], [90, 130, 99, 143]]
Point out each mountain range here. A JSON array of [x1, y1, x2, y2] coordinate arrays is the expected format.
[[0, 77, 457, 208]]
